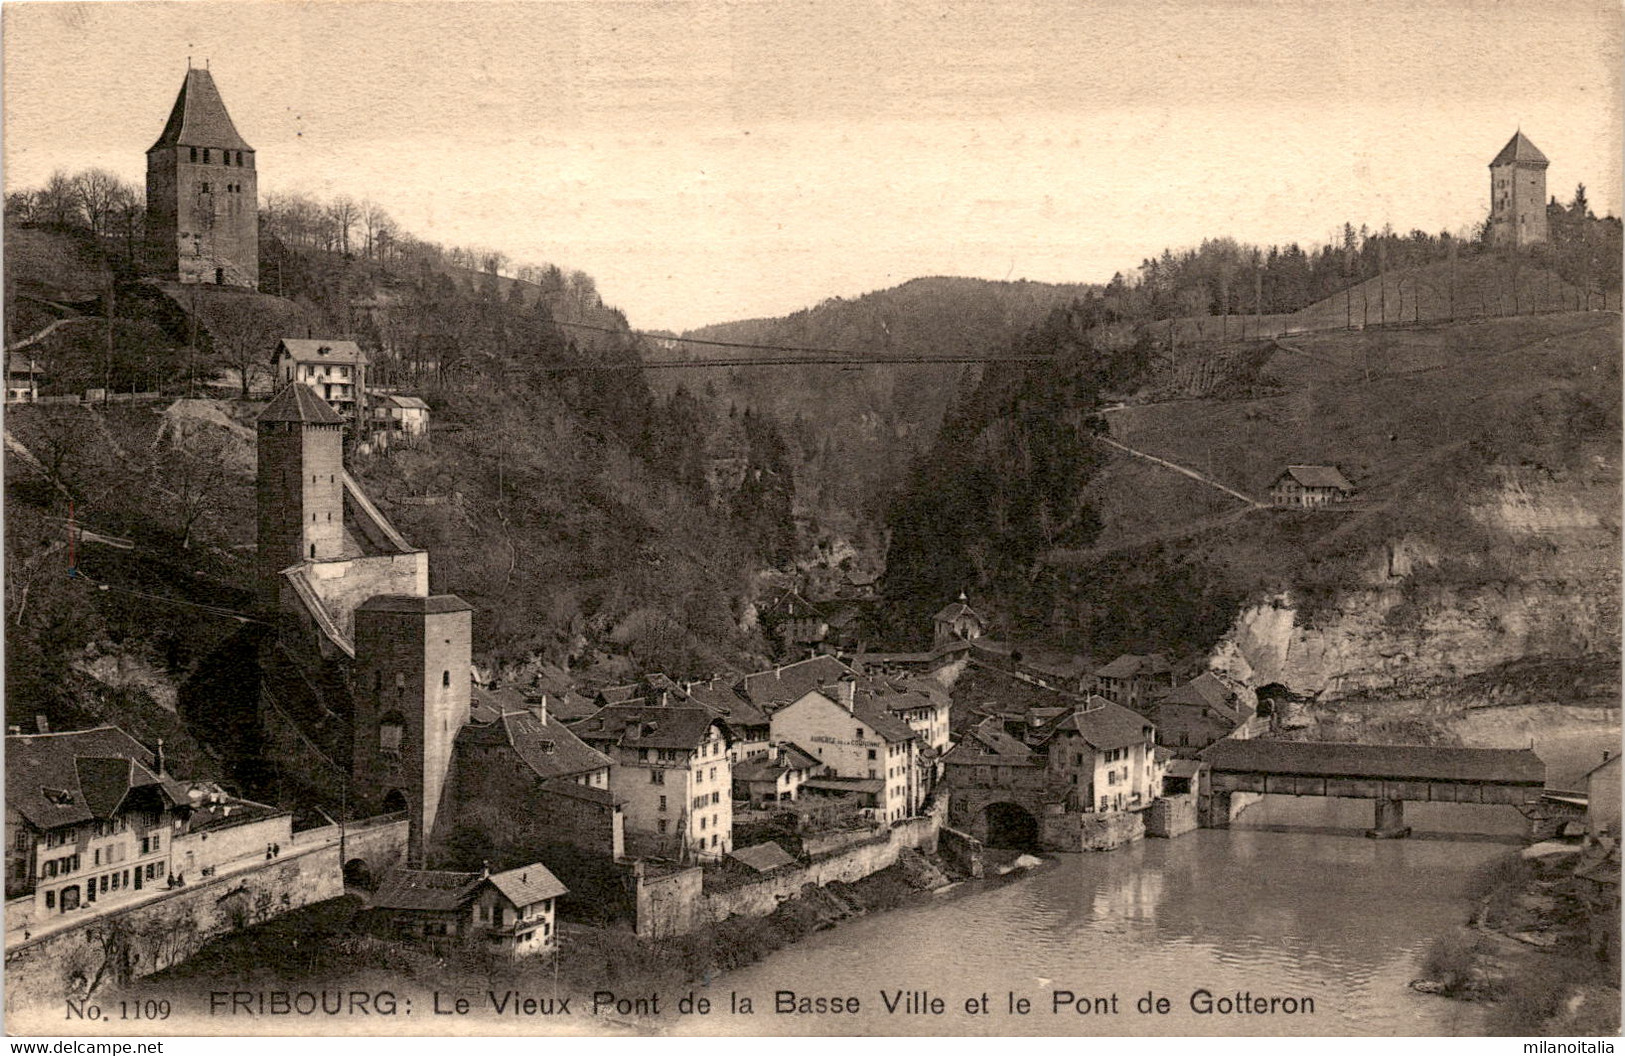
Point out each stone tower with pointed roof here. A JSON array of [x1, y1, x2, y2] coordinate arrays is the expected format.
[[146, 67, 259, 288], [256, 383, 346, 603], [1488, 131, 1549, 248]]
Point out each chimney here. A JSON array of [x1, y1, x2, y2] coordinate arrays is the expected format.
[[481, 860, 491, 879], [837, 674, 857, 711], [536, 695, 548, 725], [154, 737, 166, 775]]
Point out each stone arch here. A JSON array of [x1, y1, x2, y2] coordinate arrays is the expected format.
[[981, 801, 1040, 851], [343, 858, 374, 890], [381, 788, 409, 815]]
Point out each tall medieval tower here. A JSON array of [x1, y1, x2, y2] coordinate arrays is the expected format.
[[352, 596, 473, 862], [146, 67, 259, 288], [1488, 131, 1549, 248], [255, 384, 346, 605]]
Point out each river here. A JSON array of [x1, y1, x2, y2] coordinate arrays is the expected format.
[[677, 796, 1528, 1037]]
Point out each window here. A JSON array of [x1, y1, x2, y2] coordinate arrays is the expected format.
[[442, 670, 450, 687], [203, 149, 211, 163], [709, 767, 716, 782], [236, 151, 244, 165], [45, 890, 54, 910], [855, 729, 863, 740], [658, 796, 667, 812], [657, 820, 668, 834], [868, 749, 877, 760], [711, 834, 718, 848], [699, 816, 706, 831], [649, 769, 664, 785], [710, 791, 719, 805]]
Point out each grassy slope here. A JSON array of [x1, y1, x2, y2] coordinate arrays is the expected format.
[[1061, 311, 1621, 604]]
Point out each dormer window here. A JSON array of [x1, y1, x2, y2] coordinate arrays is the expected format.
[[236, 151, 244, 166]]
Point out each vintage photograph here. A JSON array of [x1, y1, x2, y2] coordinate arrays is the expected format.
[[2, 0, 1620, 1040]]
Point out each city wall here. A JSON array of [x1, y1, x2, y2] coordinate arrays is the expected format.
[[634, 797, 946, 939], [1041, 809, 1144, 851], [4, 842, 341, 1018], [1145, 793, 1199, 838]]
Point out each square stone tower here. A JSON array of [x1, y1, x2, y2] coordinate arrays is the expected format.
[[1489, 131, 1549, 248], [255, 384, 347, 605], [352, 595, 473, 864], [146, 67, 259, 288]]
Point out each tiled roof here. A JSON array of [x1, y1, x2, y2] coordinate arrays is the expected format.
[[681, 678, 769, 730], [804, 776, 885, 796], [1199, 739, 1546, 785], [1275, 465, 1355, 491], [574, 705, 731, 751], [957, 717, 1036, 760], [148, 68, 253, 152], [934, 601, 981, 623], [729, 841, 796, 873], [486, 864, 567, 906], [1048, 698, 1156, 751], [458, 707, 611, 781], [259, 382, 344, 425], [371, 868, 481, 913], [1490, 131, 1548, 167], [277, 338, 368, 365], [1093, 653, 1172, 680], [1154, 673, 1244, 722], [740, 656, 857, 712], [6, 727, 180, 830]]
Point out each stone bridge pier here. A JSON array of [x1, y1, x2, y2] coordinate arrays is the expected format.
[[1367, 798, 1411, 839]]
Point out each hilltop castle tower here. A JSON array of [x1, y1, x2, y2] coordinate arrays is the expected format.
[[146, 67, 259, 288], [1488, 131, 1549, 248]]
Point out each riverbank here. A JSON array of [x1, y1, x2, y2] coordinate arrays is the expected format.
[[1412, 844, 1620, 1035], [559, 846, 1046, 1000]]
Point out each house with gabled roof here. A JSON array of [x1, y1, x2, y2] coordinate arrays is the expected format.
[[738, 655, 859, 716], [368, 862, 566, 956], [1039, 698, 1161, 814], [274, 338, 368, 422], [1268, 464, 1355, 508], [1147, 671, 1257, 751], [1088, 653, 1174, 711], [732, 743, 826, 805], [933, 594, 986, 647], [574, 705, 734, 861], [444, 696, 624, 862], [5, 725, 289, 924], [768, 679, 922, 825]]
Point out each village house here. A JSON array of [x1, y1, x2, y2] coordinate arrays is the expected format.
[[933, 594, 987, 647], [365, 392, 430, 445], [769, 679, 922, 824], [367, 863, 566, 956], [1040, 698, 1162, 814], [680, 677, 772, 763], [939, 717, 1048, 797], [738, 655, 860, 716], [731, 743, 825, 806], [5, 726, 291, 925], [573, 705, 734, 861], [6, 356, 43, 402], [1268, 464, 1356, 508], [1147, 671, 1258, 751], [273, 338, 368, 422], [1088, 654, 1175, 711], [444, 689, 624, 862], [757, 586, 830, 655]]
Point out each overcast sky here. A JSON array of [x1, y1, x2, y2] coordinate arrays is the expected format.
[[5, 0, 1620, 331]]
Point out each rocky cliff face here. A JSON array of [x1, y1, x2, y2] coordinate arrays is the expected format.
[[1211, 465, 1620, 700]]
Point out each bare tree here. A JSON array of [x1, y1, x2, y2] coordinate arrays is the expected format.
[[40, 170, 81, 228], [360, 200, 392, 260], [72, 168, 125, 239], [328, 195, 359, 256], [208, 297, 281, 398]]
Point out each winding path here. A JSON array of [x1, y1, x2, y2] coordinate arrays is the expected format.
[[1094, 434, 1265, 508]]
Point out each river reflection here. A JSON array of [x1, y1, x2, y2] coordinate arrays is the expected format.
[[680, 796, 1521, 1037]]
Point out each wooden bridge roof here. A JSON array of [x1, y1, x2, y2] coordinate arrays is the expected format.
[[1200, 739, 1545, 786]]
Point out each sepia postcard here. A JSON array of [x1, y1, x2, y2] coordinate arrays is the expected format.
[[2, 0, 1621, 1043]]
